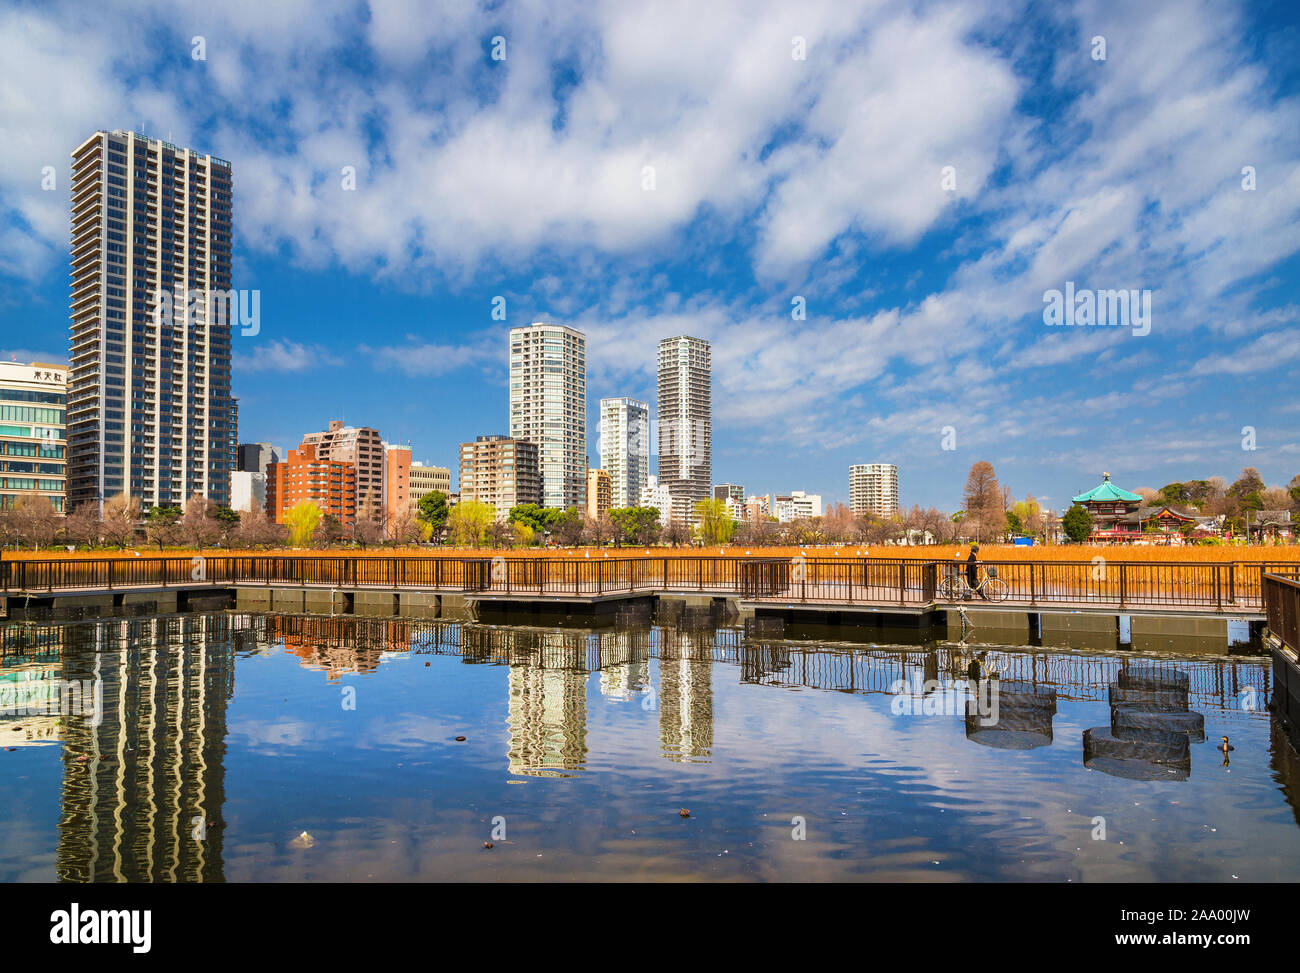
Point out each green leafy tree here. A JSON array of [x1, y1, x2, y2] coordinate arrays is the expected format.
[[319, 514, 346, 545], [145, 504, 183, 550], [1159, 481, 1190, 505], [1227, 467, 1265, 513], [609, 507, 661, 546], [508, 503, 556, 535], [417, 491, 449, 536], [1061, 503, 1093, 542], [285, 501, 322, 547], [694, 498, 735, 546]]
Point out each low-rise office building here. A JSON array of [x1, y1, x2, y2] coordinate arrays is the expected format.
[[0, 361, 67, 512], [409, 461, 451, 500]]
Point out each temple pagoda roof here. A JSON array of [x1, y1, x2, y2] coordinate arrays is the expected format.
[[1072, 472, 1142, 504]]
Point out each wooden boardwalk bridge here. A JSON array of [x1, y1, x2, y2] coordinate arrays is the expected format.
[[2, 554, 1295, 620]]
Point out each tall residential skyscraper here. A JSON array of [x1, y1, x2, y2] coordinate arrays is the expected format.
[[67, 130, 236, 512], [509, 323, 586, 509], [599, 396, 649, 509], [849, 463, 899, 517], [657, 335, 711, 522]]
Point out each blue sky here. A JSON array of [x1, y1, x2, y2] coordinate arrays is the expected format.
[[2, 0, 1299, 511]]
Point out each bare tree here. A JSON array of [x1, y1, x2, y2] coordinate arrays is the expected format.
[[63, 504, 102, 548], [234, 507, 284, 549], [351, 517, 386, 548], [485, 520, 514, 549], [662, 520, 691, 547], [180, 494, 223, 548], [101, 494, 142, 548], [8, 495, 61, 548], [1261, 486, 1292, 510], [582, 513, 619, 546], [388, 501, 425, 546]]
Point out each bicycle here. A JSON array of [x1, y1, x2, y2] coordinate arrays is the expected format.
[[937, 567, 1010, 602]]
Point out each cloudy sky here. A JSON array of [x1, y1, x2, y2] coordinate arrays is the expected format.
[[1, 0, 1298, 510]]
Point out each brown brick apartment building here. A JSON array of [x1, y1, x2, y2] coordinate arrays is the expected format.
[[266, 442, 357, 525]]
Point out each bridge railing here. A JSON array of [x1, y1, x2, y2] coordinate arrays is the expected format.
[[2, 554, 1296, 610], [1264, 573, 1300, 654]]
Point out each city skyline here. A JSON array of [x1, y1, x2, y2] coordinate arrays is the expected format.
[[1, 2, 1298, 513]]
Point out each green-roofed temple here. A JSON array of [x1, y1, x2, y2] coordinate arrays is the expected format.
[[1071, 472, 1207, 542], [1071, 472, 1143, 506]]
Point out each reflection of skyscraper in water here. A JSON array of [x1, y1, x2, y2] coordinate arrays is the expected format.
[[658, 630, 714, 761], [597, 628, 651, 701], [506, 633, 588, 777], [271, 615, 410, 681], [57, 616, 233, 882], [600, 661, 651, 701]]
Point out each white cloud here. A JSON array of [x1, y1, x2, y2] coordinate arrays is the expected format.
[[2, 0, 1299, 502], [234, 339, 344, 373]]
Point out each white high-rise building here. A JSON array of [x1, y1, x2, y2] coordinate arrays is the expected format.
[[509, 323, 586, 509], [849, 463, 899, 517], [599, 396, 649, 509], [657, 335, 711, 523], [67, 130, 236, 512]]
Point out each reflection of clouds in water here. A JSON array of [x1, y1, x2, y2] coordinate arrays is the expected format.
[[362, 714, 464, 749], [14, 612, 1299, 882], [228, 719, 338, 751]]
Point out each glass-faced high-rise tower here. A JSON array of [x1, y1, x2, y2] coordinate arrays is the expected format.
[[67, 130, 236, 512]]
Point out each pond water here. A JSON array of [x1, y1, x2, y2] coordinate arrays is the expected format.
[[0, 612, 1295, 882]]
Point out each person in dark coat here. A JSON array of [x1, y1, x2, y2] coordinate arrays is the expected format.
[[966, 544, 986, 599]]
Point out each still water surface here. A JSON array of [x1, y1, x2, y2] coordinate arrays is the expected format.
[[1, 612, 1296, 882]]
